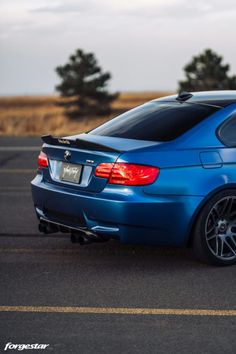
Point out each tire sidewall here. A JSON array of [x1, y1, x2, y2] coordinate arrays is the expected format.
[[193, 189, 236, 266]]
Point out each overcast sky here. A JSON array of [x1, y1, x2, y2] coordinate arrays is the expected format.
[[0, 0, 236, 95]]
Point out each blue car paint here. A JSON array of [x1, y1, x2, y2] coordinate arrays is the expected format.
[[31, 95, 236, 247]]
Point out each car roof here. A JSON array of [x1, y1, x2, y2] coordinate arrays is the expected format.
[[154, 91, 236, 108]]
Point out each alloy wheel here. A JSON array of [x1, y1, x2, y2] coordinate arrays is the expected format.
[[205, 196, 236, 261]]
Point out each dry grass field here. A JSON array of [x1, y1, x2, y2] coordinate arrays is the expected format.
[[0, 92, 171, 136]]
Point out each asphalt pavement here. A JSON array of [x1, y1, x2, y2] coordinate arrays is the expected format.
[[0, 137, 235, 354]]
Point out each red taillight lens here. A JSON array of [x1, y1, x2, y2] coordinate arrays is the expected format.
[[94, 162, 114, 178], [38, 151, 48, 169], [109, 163, 159, 185], [95, 162, 159, 186]]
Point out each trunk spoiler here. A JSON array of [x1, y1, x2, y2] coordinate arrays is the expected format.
[[41, 135, 123, 153]]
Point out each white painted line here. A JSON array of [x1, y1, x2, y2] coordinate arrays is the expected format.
[[0, 187, 30, 191], [0, 147, 40, 152], [0, 169, 35, 173], [0, 306, 236, 317]]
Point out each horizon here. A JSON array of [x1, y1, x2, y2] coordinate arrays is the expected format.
[[0, 90, 173, 98]]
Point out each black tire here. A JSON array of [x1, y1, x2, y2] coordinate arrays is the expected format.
[[193, 189, 236, 266]]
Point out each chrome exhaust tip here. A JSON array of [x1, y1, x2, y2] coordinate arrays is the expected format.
[[38, 220, 59, 234], [70, 230, 109, 245]]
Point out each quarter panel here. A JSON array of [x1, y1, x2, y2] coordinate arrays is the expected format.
[[143, 165, 236, 197]]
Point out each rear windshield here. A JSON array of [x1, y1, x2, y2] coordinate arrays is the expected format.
[[90, 101, 219, 142]]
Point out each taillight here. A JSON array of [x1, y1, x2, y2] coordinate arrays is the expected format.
[[38, 151, 48, 169], [94, 162, 114, 178], [95, 162, 159, 186]]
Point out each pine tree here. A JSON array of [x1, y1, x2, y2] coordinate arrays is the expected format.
[[179, 49, 236, 92], [56, 49, 118, 118]]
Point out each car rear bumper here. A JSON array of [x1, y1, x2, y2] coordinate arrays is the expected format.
[[31, 174, 203, 246]]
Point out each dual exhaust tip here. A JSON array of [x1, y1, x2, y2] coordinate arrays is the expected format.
[[38, 219, 109, 245], [38, 221, 59, 234], [70, 232, 107, 245]]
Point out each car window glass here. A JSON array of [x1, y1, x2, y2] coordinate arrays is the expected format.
[[90, 102, 219, 142], [219, 114, 236, 146]]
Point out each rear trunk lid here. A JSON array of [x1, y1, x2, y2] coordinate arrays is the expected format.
[[41, 133, 159, 193]]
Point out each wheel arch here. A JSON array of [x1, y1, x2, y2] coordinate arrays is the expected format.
[[186, 183, 236, 247]]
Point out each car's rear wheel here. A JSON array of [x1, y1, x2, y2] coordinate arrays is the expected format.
[[193, 190, 236, 266]]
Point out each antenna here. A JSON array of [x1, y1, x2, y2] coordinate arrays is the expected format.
[[176, 92, 193, 102]]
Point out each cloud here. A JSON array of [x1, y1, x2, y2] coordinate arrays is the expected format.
[[31, 0, 101, 14], [124, 0, 236, 20], [29, 0, 236, 22]]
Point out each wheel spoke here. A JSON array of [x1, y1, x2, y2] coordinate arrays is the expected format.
[[211, 208, 219, 222], [206, 224, 215, 235], [224, 239, 236, 256], [221, 198, 232, 217], [215, 236, 219, 255], [229, 219, 236, 227], [228, 235, 236, 248], [206, 233, 217, 241], [220, 238, 225, 257], [212, 205, 221, 219]]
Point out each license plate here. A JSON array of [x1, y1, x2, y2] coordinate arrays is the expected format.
[[60, 163, 82, 184]]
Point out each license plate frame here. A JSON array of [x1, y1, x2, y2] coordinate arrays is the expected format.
[[60, 162, 82, 184]]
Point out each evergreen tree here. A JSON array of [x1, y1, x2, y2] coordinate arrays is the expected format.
[[56, 49, 118, 118], [179, 49, 236, 92]]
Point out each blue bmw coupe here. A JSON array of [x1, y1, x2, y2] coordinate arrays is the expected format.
[[31, 91, 236, 266]]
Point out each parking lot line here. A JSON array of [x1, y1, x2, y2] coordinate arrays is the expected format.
[[0, 187, 30, 191], [0, 169, 35, 173], [0, 147, 40, 151], [0, 248, 76, 253], [0, 306, 235, 316]]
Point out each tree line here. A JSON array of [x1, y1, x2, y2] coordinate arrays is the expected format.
[[56, 48, 236, 119]]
